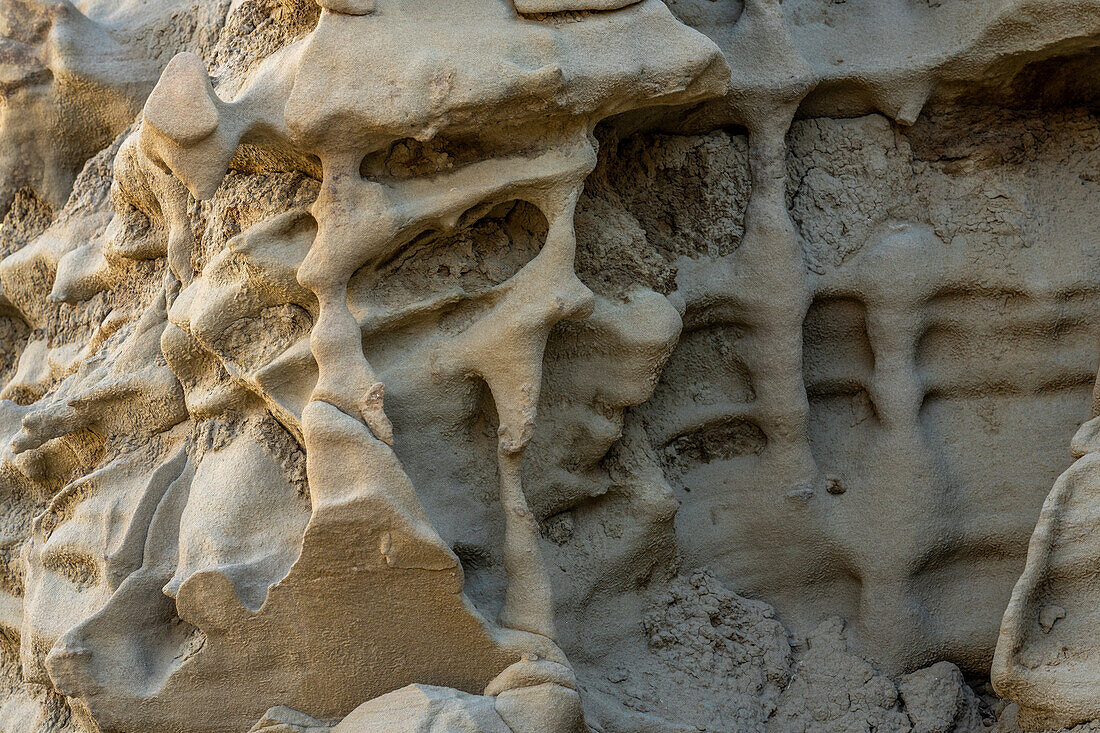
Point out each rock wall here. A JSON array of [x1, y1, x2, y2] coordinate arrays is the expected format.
[[0, 0, 1097, 731]]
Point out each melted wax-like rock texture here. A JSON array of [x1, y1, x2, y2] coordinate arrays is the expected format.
[[0, 0, 1096, 731]]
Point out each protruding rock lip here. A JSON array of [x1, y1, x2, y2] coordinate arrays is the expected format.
[[142, 53, 219, 148], [281, 0, 730, 152]]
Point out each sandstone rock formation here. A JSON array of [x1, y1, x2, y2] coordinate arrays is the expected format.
[[993, 412, 1100, 730], [0, 0, 1096, 731]]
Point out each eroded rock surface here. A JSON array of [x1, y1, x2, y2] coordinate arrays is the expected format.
[[0, 0, 1095, 731]]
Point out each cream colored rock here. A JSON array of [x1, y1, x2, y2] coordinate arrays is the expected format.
[[0, 0, 1095, 731], [993, 414, 1100, 730], [665, 0, 1100, 126], [2, 0, 727, 730], [0, 0, 226, 213]]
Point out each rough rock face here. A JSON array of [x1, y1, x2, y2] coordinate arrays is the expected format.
[[0, 0, 1096, 731]]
